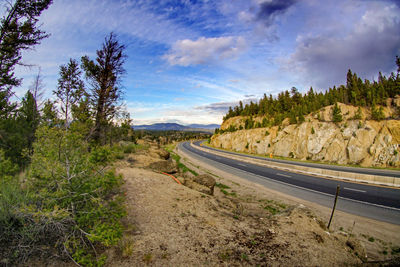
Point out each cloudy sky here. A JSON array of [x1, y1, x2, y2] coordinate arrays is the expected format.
[[12, 0, 400, 125]]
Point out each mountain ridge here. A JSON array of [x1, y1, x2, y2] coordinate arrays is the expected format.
[[133, 122, 219, 131]]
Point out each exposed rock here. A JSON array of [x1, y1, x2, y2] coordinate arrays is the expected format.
[[157, 149, 170, 160], [183, 174, 216, 195], [211, 103, 400, 167], [148, 158, 178, 174]]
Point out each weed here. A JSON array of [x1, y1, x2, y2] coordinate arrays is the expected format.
[[233, 215, 239, 220], [339, 227, 344, 231], [261, 199, 287, 215], [391, 246, 400, 255], [216, 182, 230, 189], [368, 237, 375, 242], [119, 237, 134, 257], [241, 253, 249, 261], [219, 251, 230, 261], [382, 250, 388, 255], [265, 130, 270, 136], [143, 253, 153, 263]]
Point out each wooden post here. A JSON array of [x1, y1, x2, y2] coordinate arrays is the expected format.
[[327, 185, 340, 230]]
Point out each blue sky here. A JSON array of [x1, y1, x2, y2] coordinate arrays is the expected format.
[[12, 0, 400, 125]]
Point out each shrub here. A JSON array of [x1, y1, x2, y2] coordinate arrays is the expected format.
[[0, 126, 126, 266]]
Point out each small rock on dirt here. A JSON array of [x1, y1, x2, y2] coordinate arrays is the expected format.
[[148, 158, 178, 174]]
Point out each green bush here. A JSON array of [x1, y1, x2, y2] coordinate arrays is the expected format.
[[0, 126, 125, 266]]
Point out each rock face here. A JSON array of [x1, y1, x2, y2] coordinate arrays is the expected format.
[[184, 174, 216, 195], [148, 158, 178, 174], [211, 104, 400, 167]]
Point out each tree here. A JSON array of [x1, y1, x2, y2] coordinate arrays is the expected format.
[[0, 0, 52, 92], [17, 90, 40, 160], [332, 102, 343, 123], [0, 0, 52, 165], [41, 99, 59, 127], [81, 33, 126, 144], [54, 59, 85, 128], [29, 68, 45, 110]]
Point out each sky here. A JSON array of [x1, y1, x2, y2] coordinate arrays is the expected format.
[[10, 0, 400, 125]]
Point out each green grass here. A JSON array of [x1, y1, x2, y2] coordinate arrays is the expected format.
[[216, 182, 237, 196], [259, 199, 287, 215], [215, 182, 230, 189], [170, 152, 198, 176]]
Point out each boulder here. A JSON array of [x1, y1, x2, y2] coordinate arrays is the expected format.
[[157, 149, 170, 160], [148, 158, 177, 174], [184, 174, 216, 195]]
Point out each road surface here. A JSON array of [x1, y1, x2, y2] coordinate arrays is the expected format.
[[178, 141, 400, 225], [193, 141, 400, 178]]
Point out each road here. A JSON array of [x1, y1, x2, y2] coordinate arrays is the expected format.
[[193, 141, 400, 178], [178, 141, 400, 225]]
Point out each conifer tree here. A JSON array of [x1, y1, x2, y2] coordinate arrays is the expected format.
[[54, 59, 85, 128], [82, 33, 126, 145], [332, 103, 342, 123]]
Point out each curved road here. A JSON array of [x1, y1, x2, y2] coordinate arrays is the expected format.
[[193, 141, 400, 178], [179, 141, 400, 225]]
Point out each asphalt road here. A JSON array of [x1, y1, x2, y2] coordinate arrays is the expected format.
[[179, 141, 400, 225], [193, 141, 400, 178]]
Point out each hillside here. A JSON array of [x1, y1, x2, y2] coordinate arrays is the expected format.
[[211, 101, 400, 168]]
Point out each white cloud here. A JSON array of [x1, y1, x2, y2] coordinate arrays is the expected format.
[[284, 3, 400, 89], [163, 36, 246, 66]]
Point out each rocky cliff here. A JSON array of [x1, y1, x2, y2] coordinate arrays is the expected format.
[[211, 102, 400, 167]]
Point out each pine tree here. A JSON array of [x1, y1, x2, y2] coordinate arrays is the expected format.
[[54, 59, 85, 128], [82, 33, 126, 144], [332, 102, 343, 123]]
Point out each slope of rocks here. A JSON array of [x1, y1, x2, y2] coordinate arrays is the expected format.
[[211, 102, 400, 167]]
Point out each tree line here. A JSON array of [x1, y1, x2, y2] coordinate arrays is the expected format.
[[0, 1, 133, 265], [222, 58, 400, 128]]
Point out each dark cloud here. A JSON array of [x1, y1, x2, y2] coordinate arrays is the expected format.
[[244, 94, 255, 97], [196, 98, 259, 114], [257, 0, 297, 26], [286, 5, 400, 89]]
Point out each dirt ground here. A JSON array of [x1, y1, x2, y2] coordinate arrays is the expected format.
[[105, 145, 400, 266]]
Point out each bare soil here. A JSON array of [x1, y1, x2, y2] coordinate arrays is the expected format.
[[104, 144, 400, 266]]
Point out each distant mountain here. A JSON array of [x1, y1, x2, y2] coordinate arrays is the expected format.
[[133, 123, 220, 131], [186, 124, 220, 129]]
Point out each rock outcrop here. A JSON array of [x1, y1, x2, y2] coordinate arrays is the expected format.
[[211, 103, 400, 167]]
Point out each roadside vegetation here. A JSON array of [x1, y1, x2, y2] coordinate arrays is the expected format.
[[0, 1, 134, 265], [164, 143, 198, 176]]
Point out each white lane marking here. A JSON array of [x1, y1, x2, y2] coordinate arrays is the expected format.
[[277, 173, 291, 178], [182, 143, 400, 212], [344, 187, 366, 193], [238, 163, 247, 167]]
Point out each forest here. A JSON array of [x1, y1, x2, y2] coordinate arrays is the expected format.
[[0, 1, 134, 265], [220, 58, 400, 132]]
